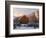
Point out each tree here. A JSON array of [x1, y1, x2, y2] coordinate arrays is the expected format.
[[32, 12, 39, 23], [19, 15, 29, 24], [29, 12, 39, 23]]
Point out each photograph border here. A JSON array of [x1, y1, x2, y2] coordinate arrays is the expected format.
[[5, 1, 45, 37]]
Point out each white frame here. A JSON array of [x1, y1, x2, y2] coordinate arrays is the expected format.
[[10, 5, 43, 35]]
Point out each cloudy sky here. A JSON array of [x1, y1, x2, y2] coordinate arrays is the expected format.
[[13, 8, 38, 17]]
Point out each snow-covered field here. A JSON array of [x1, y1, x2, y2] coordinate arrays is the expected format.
[[15, 26, 34, 29], [14, 23, 39, 29]]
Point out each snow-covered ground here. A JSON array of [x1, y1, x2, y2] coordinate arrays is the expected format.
[[14, 23, 39, 29], [15, 26, 34, 30]]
